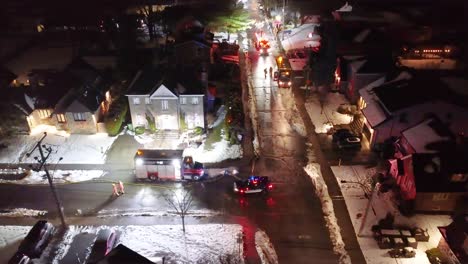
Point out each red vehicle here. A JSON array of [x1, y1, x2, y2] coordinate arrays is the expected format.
[[183, 156, 205, 180], [257, 39, 271, 55]]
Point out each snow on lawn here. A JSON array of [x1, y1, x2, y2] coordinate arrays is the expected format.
[[0, 169, 106, 184], [0, 208, 47, 217], [0, 226, 31, 248], [331, 165, 453, 264], [305, 93, 353, 133], [0, 125, 117, 164], [51, 225, 244, 264], [183, 139, 242, 163]]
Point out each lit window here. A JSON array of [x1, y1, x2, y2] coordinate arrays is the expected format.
[[162, 100, 168, 110], [432, 193, 449, 201], [56, 114, 66, 123], [38, 109, 51, 119], [145, 97, 151, 104], [73, 112, 86, 121], [133, 97, 141, 105], [180, 97, 187, 104], [191, 97, 199, 105]]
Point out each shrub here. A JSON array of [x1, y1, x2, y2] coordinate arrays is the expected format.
[[179, 114, 187, 132], [105, 101, 128, 136], [135, 126, 145, 135], [204, 124, 223, 151], [193, 126, 204, 135], [146, 114, 157, 133]]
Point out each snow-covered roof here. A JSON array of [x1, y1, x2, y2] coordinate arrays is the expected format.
[[359, 71, 415, 127], [150, 84, 178, 99], [288, 59, 307, 71], [402, 119, 452, 153], [281, 24, 321, 52]]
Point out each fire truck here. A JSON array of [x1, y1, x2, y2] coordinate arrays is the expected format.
[[254, 31, 271, 55], [134, 149, 205, 181]]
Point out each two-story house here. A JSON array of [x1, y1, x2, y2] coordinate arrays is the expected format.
[[126, 66, 205, 132], [358, 71, 468, 148]]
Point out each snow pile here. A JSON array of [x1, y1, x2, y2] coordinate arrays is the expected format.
[[0, 125, 117, 164], [304, 148, 351, 264], [183, 138, 242, 163], [305, 93, 352, 133], [0, 208, 47, 217], [51, 225, 243, 263], [97, 208, 222, 218], [255, 229, 279, 264], [0, 170, 106, 184]]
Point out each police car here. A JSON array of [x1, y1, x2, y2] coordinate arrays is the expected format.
[[233, 176, 273, 194]]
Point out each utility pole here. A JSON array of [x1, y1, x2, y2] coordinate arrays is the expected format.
[[27, 132, 66, 227]]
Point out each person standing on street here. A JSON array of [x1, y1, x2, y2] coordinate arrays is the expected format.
[[112, 183, 120, 196], [269, 67, 273, 78], [118, 181, 125, 195], [264, 68, 267, 79]]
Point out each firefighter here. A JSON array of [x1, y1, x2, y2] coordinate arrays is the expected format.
[[112, 183, 120, 196], [118, 181, 125, 195]]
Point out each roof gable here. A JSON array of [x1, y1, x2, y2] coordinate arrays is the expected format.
[[150, 84, 178, 99]]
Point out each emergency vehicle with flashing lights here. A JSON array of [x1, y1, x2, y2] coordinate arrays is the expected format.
[[233, 176, 273, 194]]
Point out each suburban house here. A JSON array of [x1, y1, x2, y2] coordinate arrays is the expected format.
[[357, 71, 468, 148], [387, 124, 467, 213], [12, 58, 112, 134], [126, 66, 205, 132], [335, 55, 393, 103], [437, 216, 467, 264]]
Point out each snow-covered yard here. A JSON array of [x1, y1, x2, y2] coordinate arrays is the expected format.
[[0, 224, 278, 264], [0, 169, 105, 184], [0, 125, 117, 164], [331, 165, 453, 264], [304, 93, 353, 134]]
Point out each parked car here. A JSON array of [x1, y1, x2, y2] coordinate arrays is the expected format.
[[233, 176, 273, 194], [17, 220, 55, 258], [336, 136, 362, 150], [86, 229, 118, 264], [8, 253, 30, 264], [332, 129, 355, 143]]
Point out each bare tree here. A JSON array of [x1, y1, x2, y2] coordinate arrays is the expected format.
[[163, 188, 194, 233]]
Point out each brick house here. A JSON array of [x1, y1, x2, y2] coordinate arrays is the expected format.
[[388, 152, 467, 213]]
